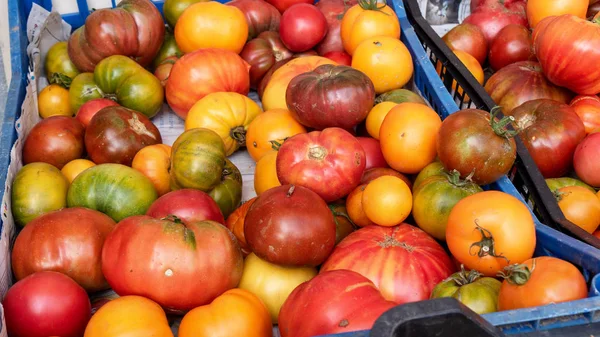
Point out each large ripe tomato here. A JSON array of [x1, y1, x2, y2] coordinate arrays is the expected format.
[[356, 137, 388, 170], [527, 0, 587, 28], [228, 0, 280, 40], [488, 24, 535, 71], [321, 224, 455, 304], [226, 198, 257, 255], [254, 151, 282, 195], [45, 41, 80, 85], [166, 48, 250, 119], [446, 191, 536, 277], [12, 208, 116, 292], [573, 132, 600, 187], [276, 128, 366, 202], [239, 253, 317, 323], [22, 116, 84, 169], [484, 61, 573, 115], [437, 109, 517, 185], [84, 296, 173, 337], [442, 23, 488, 65], [286, 64, 375, 130], [570, 95, 600, 134], [244, 184, 336, 266], [179, 289, 272, 337], [498, 256, 588, 310], [315, 0, 359, 55], [379, 103, 442, 174], [240, 32, 293, 89], [67, 164, 158, 222], [146, 189, 225, 225], [163, 0, 204, 27], [280, 4, 328, 52], [351, 36, 413, 94], [278, 270, 397, 337], [246, 109, 307, 162], [67, 0, 165, 72], [75, 98, 119, 127], [102, 216, 243, 313], [463, 3, 527, 44], [533, 15, 600, 95], [341, 0, 400, 55], [185, 92, 263, 156], [85, 106, 162, 166], [12, 162, 69, 227], [266, 0, 313, 14], [3, 271, 91, 337], [132, 144, 172, 196], [556, 186, 600, 234], [38, 84, 72, 118]]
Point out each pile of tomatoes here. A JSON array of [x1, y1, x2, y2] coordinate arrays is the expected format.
[[4, 0, 594, 336], [439, 0, 600, 239]]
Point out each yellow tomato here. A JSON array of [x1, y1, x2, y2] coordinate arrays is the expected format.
[[351, 36, 414, 94], [362, 175, 412, 226], [365, 101, 397, 139], [61, 159, 96, 183], [341, 1, 401, 55], [246, 109, 307, 162], [131, 144, 172, 196], [254, 151, 281, 195], [38, 84, 72, 118]]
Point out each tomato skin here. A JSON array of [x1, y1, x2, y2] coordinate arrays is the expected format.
[[362, 176, 412, 226], [75, 98, 120, 127], [152, 31, 183, 70], [360, 167, 411, 189], [12, 208, 116, 292], [570, 95, 600, 134], [147, 189, 225, 225], [61, 159, 96, 183], [557, 186, 600, 234], [280, 4, 328, 52], [154, 56, 178, 87], [341, 2, 400, 55], [69, 73, 103, 113], [132, 144, 172, 196], [412, 161, 445, 191], [323, 51, 351, 65], [226, 197, 257, 255], [546, 177, 595, 194], [441, 23, 488, 65], [488, 24, 535, 71], [266, 0, 314, 14], [356, 137, 388, 170], [573, 132, 600, 187], [254, 150, 282, 195], [498, 256, 588, 310], [276, 128, 366, 202], [431, 268, 501, 314], [163, 0, 204, 27], [228, 0, 281, 40], [240, 32, 293, 89], [38, 84, 72, 118], [246, 109, 307, 162], [45, 41, 80, 83], [375, 89, 427, 105], [329, 202, 357, 244], [207, 158, 243, 219], [463, 3, 527, 44], [315, 0, 359, 55], [346, 184, 375, 228], [446, 191, 536, 277], [527, 0, 587, 28]]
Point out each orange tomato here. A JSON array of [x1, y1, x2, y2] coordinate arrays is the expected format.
[[437, 50, 484, 101], [246, 109, 307, 162], [225, 197, 257, 256], [346, 184, 375, 227], [362, 176, 412, 227], [341, 1, 400, 55], [379, 103, 442, 174], [351, 36, 414, 94], [61, 159, 95, 183], [594, 229, 600, 239], [84, 296, 173, 337], [527, 0, 587, 28], [557, 186, 600, 234], [365, 101, 397, 139], [446, 191, 536, 277], [131, 144, 172, 196], [178, 288, 272, 337], [175, 1, 248, 54], [254, 151, 281, 195], [38, 84, 72, 118], [498, 256, 588, 310]]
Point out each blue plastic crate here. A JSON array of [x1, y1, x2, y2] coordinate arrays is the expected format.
[[6, 0, 600, 336]]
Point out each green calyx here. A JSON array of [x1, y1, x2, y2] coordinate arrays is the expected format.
[[443, 169, 475, 188], [50, 73, 73, 89], [451, 265, 483, 286], [489, 106, 519, 139], [497, 260, 536, 286], [357, 0, 389, 14]]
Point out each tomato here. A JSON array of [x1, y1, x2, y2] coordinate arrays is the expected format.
[[278, 270, 397, 337], [132, 144, 172, 196], [228, 0, 281, 40], [595, 229, 600, 239], [356, 137, 388, 170], [84, 296, 173, 337], [226, 197, 257, 255], [154, 56, 178, 87], [147, 189, 225, 225], [38, 84, 72, 118], [185, 92, 263, 156], [12, 163, 69, 227], [314, 0, 358, 55], [45, 41, 80, 86], [286, 64, 375, 130], [488, 24, 535, 71], [102, 216, 243, 313], [166, 48, 251, 119], [152, 31, 183, 69], [527, 0, 587, 28], [61, 159, 95, 183], [451, 50, 484, 100], [412, 160, 445, 191], [546, 177, 595, 194], [67, 164, 158, 222], [365, 102, 397, 139], [254, 150, 282, 195], [556, 186, 600, 233], [498, 256, 588, 310], [266, 0, 313, 14], [240, 32, 293, 89], [209, 158, 244, 219], [276, 128, 366, 202], [69, 73, 103, 113], [360, 167, 411, 188], [379, 103, 442, 174], [463, 3, 527, 44], [533, 15, 600, 95], [175, 1, 248, 54], [341, 0, 400, 55], [321, 224, 455, 304], [246, 109, 306, 162], [22, 116, 84, 169], [12, 207, 116, 292], [362, 176, 412, 226], [245, 184, 336, 266], [323, 51, 351, 65], [3, 272, 91, 337], [352, 36, 413, 94], [179, 288, 272, 337], [346, 184, 375, 228], [329, 201, 357, 243], [375, 89, 427, 105], [280, 4, 328, 52], [67, 0, 165, 72], [163, 0, 204, 27], [442, 23, 488, 65], [570, 95, 600, 134], [574, 132, 600, 187], [446, 191, 536, 277], [75, 98, 119, 127]]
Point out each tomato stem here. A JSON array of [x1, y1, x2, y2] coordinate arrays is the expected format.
[[287, 185, 296, 197], [162, 214, 184, 224], [489, 106, 519, 139], [50, 73, 72, 89], [328, 204, 358, 229], [444, 169, 474, 187], [308, 146, 328, 160], [230, 126, 246, 146], [451, 265, 483, 286], [269, 138, 287, 151], [357, 0, 389, 14], [469, 221, 509, 263], [497, 259, 536, 285]]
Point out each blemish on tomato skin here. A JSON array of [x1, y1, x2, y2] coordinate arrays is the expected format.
[[338, 319, 350, 328]]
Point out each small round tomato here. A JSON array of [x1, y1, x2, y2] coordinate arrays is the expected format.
[[61, 159, 96, 184], [365, 101, 397, 140], [352, 36, 413, 94], [132, 144, 172, 197], [362, 176, 412, 227], [323, 51, 352, 66], [341, 1, 400, 55], [346, 184, 375, 228], [39, 84, 72, 118], [556, 186, 600, 234], [279, 4, 328, 52], [446, 191, 536, 277], [254, 151, 281, 195], [246, 109, 307, 162]]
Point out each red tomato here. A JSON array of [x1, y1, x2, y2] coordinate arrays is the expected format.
[[266, 0, 313, 14], [463, 2, 527, 44], [570, 95, 600, 134], [3, 271, 91, 337], [76, 98, 119, 127], [356, 137, 388, 170], [441, 23, 488, 65], [146, 189, 225, 225], [573, 132, 600, 187], [279, 4, 328, 52], [323, 51, 351, 65], [488, 24, 535, 71], [315, 0, 359, 55]]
